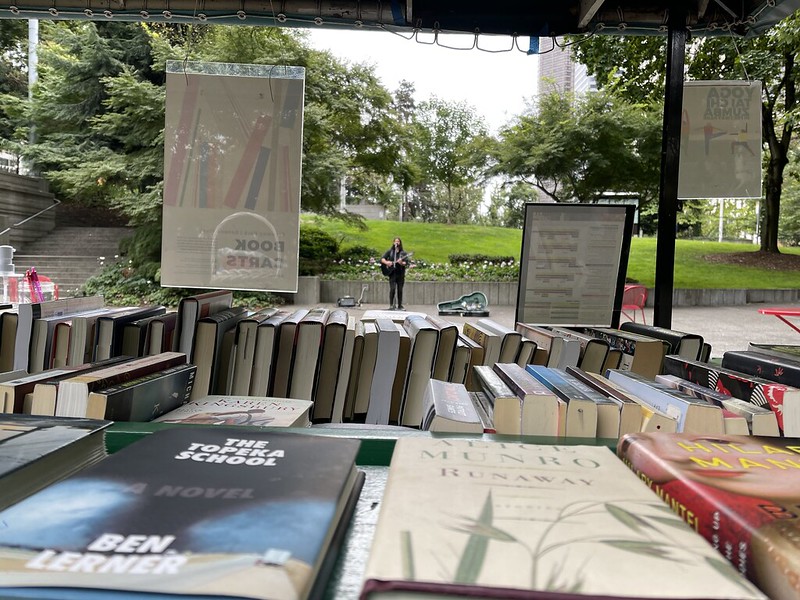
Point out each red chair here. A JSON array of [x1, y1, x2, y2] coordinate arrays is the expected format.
[[621, 284, 647, 324]]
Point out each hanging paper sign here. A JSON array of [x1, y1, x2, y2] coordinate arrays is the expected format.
[[678, 81, 762, 199], [161, 61, 304, 292]]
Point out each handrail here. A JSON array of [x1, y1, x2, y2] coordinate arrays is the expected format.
[[0, 198, 61, 239]]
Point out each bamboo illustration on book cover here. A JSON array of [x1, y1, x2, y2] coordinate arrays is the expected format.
[[161, 61, 304, 293], [361, 438, 764, 599]]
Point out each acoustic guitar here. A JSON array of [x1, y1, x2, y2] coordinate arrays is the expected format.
[[380, 251, 413, 276]]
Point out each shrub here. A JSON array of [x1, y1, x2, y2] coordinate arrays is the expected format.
[[299, 227, 340, 276], [448, 253, 516, 265], [340, 244, 379, 261]]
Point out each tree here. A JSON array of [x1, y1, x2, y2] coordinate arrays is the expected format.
[[0, 20, 28, 151], [490, 90, 661, 206], [573, 14, 800, 253], [412, 97, 489, 224], [482, 182, 535, 228]]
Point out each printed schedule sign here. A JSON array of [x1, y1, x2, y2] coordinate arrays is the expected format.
[[161, 61, 304, 292], [516, 203, 633, 327], [678, 81, 762, 199]]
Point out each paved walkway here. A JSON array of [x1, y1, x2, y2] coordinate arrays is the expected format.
[[294, 301, 800, 359]]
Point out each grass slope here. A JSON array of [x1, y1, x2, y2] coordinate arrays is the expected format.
[[302, 215, 800, 289]]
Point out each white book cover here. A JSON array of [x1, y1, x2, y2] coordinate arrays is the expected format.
[[161, 61, 304, 293]]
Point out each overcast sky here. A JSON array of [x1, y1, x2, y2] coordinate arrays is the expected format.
[[304, 28, 539, 133]]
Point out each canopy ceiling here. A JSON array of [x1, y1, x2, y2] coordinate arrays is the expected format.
[[2, 0, 798, 39]]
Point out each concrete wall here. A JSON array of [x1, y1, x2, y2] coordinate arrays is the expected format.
[[279, 279, 800, 308], [0, 173, 57, 248]]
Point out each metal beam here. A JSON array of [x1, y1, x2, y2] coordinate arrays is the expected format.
[[653, 9, 687, 329], [578, 0, 606, 28]]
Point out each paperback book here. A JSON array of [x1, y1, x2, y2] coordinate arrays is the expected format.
[[0, 414, 111, 511], [153, 394, 313, 427], [0, 426, 364, 600], [360, 437, 765, 600]]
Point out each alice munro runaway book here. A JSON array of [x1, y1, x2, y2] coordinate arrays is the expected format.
[[360, 438, 766, 600], [0, 427, 364, 600]]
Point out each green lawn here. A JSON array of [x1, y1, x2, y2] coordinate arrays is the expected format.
[[302, 215, 800, 289]]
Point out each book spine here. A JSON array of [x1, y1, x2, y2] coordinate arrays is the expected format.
[[722, 351, 800, 388], [663, 356, 785, 431]]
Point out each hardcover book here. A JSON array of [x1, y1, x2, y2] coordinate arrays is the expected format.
[[227, 308, 281, 396], [153, 394, 313, 427], [424, 314, 459, 382], [473, 364, 522, 435], [548, 326, 610, 373], [174, 289, 234, 358], [399, 316, 439, 427], [0, 414, 111, 511], [654, 373, 780, 436], [525, 365, 598, 438], [9, 356, 133, 415], [722, 349, 800, 389], [360, 437, 765, 600], [93, 304, 168, 361], [312, 309, 348, 421], [747, 342, 800, 362], [0, 427, 364, 600], [606, 368, 725, 434], [491, 362, 565, 436], [289, 308, 331, 401], [476, 317, 522, 364], [189, 306, 249, 400], [420, 379, 483, 434], [663, 354, 800, 436], [618, 432, 800, 600], [247, 310, 291, 397], [620, 321, 704, 360], [564, 366, 645, 437], [582, 326, 668, 379], [54, 352, 189, 419], [88, 363, 197, 422], [364, 319, 400, 425], [331, 316, 357, 424], [270, 308, 310, 398], [462, 321, 502, 366], [14, 296, 106, 371]]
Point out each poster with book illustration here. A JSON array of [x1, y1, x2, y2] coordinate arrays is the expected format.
[[516, 203, 634, 328], [161, 61, 304, 292], [678, 81, 762, 199]]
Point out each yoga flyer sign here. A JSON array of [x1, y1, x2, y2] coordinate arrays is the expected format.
[[161, 61, 304, 292]]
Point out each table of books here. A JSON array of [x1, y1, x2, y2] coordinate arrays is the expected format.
[[104, 423, 616, 600]]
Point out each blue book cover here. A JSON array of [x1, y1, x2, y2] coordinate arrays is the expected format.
[[0, 426, 363, 600]]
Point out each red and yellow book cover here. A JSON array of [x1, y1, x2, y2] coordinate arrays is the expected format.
[[617, 432, 800, 600]]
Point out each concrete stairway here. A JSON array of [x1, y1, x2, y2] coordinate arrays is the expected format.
[[12, 226, 135, 297]]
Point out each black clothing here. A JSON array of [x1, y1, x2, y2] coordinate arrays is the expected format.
[[382, 246, 407, 309]]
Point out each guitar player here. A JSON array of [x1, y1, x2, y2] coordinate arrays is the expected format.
[[380, 237, 410, 310]]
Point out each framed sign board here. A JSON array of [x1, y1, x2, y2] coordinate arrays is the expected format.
[[161, 61, 304, 293], [516, 203, 634, 328]]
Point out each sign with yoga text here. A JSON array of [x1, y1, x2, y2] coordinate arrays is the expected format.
[[161, 61, 304, 292], [678, 81, 762, 200]]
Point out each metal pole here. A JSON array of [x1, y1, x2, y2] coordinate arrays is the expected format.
[[653, 9, 687, 328]]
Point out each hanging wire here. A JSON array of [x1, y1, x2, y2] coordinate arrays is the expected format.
[[728, 23, 750, 82]]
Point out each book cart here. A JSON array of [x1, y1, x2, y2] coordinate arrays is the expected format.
[[105, 422, 618, 600]]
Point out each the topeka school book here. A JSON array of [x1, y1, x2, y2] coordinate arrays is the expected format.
[[360, 438, 765, 600], [0, 414, 111, 511], [617, 432, 800, 600], [0, 427, 364, 600]]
